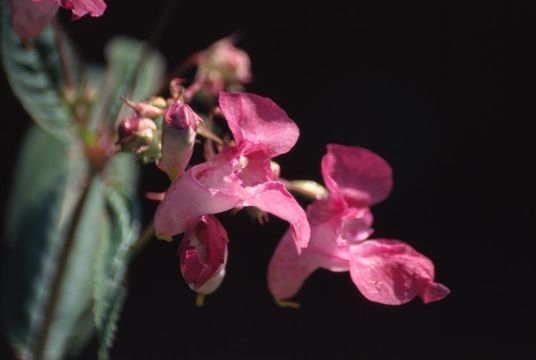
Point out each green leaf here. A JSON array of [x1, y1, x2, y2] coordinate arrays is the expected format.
[[94, 175, 141, 360], [0, 0, 80, 140], [89, 36, 165, 130], [104, 152, 139, 195], [2, 125, 94, 358], [1, 125, 143, 359]]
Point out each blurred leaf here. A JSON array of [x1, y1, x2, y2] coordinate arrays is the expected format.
[[2, 125, 141, 359], [0, 0, 80, 140], [94, 188, 140, 360], [104, 152, 139, 195], [89, 36, 165, 130], [2, 125, 91, 359]]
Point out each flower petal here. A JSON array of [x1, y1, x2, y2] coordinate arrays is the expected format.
[[11, 0, 59, 39], [179, 215, 228, 294], [267, 229, 318, 300], [53, 0, 106, 19], [268, 201, 355, 300], [219, 92, 299, 156], [321, 144, 393, 207], [154, 156, 242, 238], [244, 181, 310, 251], [348, 239, 450, 305]]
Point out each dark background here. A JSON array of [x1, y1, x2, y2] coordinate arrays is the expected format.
[[1, 0, 533, 359]]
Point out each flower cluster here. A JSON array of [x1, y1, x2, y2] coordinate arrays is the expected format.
[[3, 2, 451, 359], [115, 37, 449, 305]]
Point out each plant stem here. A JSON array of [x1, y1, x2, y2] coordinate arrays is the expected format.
[[129, 221, 155, 256], [32, 177, 94, 360], [51, 19, 73, 91]]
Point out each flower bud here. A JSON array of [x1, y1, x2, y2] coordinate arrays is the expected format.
[[117, 115, 157, 154], [179, 215, 229, 295], [157, 100, 202, 180]]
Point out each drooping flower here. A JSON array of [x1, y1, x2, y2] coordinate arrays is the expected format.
[[11, 0, 106, 40], [179, 215, 228, 295], [154, 92, 310, 252], [157, 99, 202, 180], [268, 144, 450, 305], [195, 37, 252, 97]]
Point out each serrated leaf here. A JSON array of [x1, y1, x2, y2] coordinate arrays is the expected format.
[[0, 0, 80, 140], [89, 36, 165, 130], [93, 138, 141, 360]]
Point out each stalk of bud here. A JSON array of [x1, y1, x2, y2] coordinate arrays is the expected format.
[[179, 215, 229, 295], [123, 98, 163, 119]]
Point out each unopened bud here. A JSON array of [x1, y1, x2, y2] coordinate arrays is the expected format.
[[179, 215, 228, 295], [157, 100, 202, 179], [123, 98, 163, 119], [117, 115, 158, 155]]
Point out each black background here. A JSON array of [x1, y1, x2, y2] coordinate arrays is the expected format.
[[1, 0, 533, 359]]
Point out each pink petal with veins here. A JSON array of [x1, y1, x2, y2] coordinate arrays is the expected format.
[[348, 239, 450, 305], [12, 0, 106, 39], [219, 92, 299, 157], [321, 144, 393, 207], [51, 0, 106, 19], [154, 151, 310, 252], [267, 229, 318, 300], [268, 199, 373, 300], [243, 181, 310, 251], [154, 156, 242, 238]]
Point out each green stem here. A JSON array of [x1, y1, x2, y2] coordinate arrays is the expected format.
[[51, 19, 73, 91], [32, 177, 94, 360], [129, 221, 155, 256]]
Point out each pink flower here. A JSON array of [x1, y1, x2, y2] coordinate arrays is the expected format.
[[179, 215, 228, 295], [11, 0, 106, 40], [154, 92, 310, 252], [268, 144, 450, 305], [157, 100, 202, 180], [195, 37, 252, 96]]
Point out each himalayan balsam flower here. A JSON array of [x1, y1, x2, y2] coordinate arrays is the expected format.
[[154, 92, 310, 252], [179, 215, 228, 295], [11, 0, 106, 39], [268, 144, 450, 305]]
